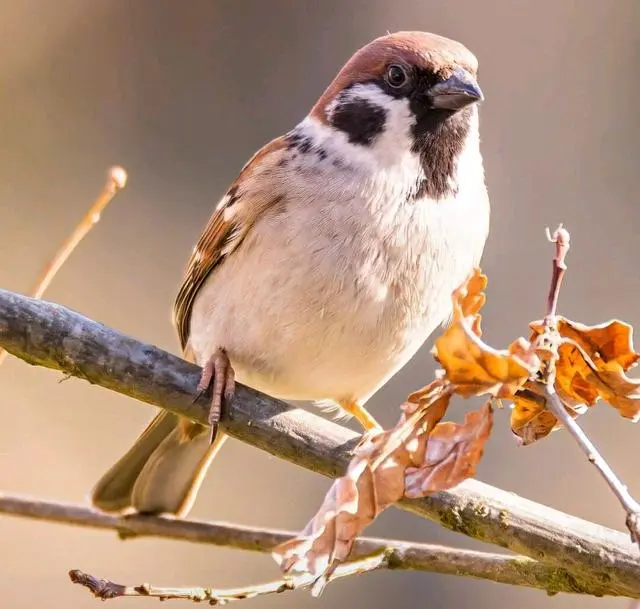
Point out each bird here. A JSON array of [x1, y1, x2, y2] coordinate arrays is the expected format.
[[91, 30, 490, 518]]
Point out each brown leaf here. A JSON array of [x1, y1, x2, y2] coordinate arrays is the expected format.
[[588, 363, 640, 421], [529, 317, 640, 421], [433, 270, 538, 397], [512, 317, 640, 443], [272, 381, 452, 589], [530, 317, 640, 371], [510, 382, 587, 445], [452, 268, 487, 336], [404, 401, 493, 498]]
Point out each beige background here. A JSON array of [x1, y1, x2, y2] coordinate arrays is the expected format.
[[1, 1, 639, 608]]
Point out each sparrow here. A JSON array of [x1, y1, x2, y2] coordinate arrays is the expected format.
[[91, 31, 490, 517]]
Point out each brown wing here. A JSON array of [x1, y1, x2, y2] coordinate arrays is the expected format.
[[173, 136, 288, 351]]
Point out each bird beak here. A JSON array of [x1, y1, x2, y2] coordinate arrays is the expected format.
[[428, 67, 484, 111]]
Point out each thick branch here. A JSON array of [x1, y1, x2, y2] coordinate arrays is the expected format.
[[1, 289, 639, 597], [1, 493, 623, 597]]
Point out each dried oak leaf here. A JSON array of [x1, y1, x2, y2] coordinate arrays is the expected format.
[[273, 378, 495, 592], [433, 269, 539, 398], [534, 317, 640, 420], [510, 382, 587, 445], [511, 317, 640, 443], [272, 381, 451, 594], [405, 400, 493, 498]]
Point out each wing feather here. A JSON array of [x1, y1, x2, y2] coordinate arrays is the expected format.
[[173, 136, 288, 351]]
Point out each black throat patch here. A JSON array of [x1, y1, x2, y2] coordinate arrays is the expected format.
[[409, 105, 473, 200], [324, 78, 474, 200]]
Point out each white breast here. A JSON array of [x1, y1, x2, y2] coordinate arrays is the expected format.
[[189, 109, 489, 405]]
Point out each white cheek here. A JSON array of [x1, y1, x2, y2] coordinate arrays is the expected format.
[[294, 88, 424, 212], [344, 84, 417, 165], [322, 83, 418, 170]]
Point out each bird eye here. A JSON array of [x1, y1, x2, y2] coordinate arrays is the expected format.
[[386, 64, 408, 88]]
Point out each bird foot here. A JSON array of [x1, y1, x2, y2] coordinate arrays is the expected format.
[[193, 348, 235, 443]]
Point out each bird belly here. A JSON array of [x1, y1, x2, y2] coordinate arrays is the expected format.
[[189, 265, 434, 404], [188, 191, 488, 405]]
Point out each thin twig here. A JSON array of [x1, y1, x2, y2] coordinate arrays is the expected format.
[[69, 554, 388, 604], [29, 166, 127, 299], [544, 224, 570, 319], [1, 493, 604, 597], [544, 379, 640, 544], [1, 289, 640, 594], [541, 225, 640, 545], [0, 166, 127, 367]]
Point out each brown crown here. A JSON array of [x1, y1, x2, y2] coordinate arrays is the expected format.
[[311, 31, 478, 124]]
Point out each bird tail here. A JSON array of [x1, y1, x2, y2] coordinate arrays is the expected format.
[[91, 410, 227, 517]]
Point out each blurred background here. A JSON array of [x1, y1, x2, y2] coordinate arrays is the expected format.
[[1, 1, 639, 607]]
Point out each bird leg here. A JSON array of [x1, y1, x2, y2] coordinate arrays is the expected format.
[[337, 399, 383, 434], [194, 347, 236, 443]]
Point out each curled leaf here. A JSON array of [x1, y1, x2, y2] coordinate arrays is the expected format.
[[434, 270, 538, 397], [591, 366, 640, 420], [512, 317, 640, 444], [451, 268, 487, 335], [530, 317, 640, 421], [531, 318, 640, 371], [510, 382, 587, 445], [273, 381, 452, 592], [405, 401, 493, 498]]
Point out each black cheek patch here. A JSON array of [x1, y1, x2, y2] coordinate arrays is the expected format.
[[330, 96, 387, 146]]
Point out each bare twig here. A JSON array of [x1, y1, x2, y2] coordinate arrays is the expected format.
[[544, 381, 640, 544], [540, 225, 640, 545], [2, 492, 615, 597], [1, 289, 640, 594], [29, 166, 127, 299], [544, 224, 570, 319], [69, 554, 388, 604], [0, 166, 127, 367]]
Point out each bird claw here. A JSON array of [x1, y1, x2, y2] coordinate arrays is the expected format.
[[193, 348, 235, 444]]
